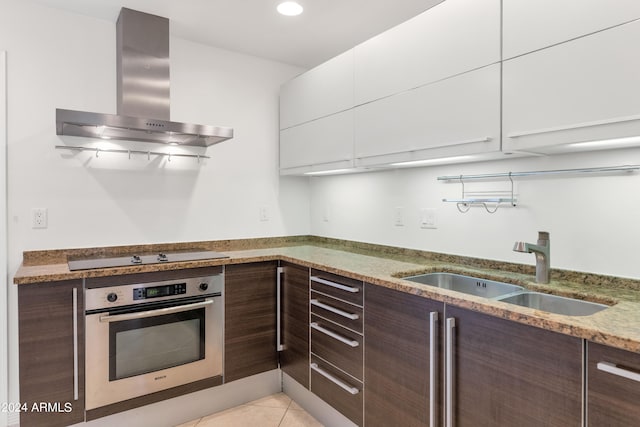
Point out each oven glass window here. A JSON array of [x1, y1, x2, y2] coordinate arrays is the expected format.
[[109, 308, 206, 381]]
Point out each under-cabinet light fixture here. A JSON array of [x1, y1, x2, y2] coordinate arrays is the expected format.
[[565, 135, 640, 150], [277, 1, 304, 16], [390, 155, 475, 167], [304, 168, 355, 176]]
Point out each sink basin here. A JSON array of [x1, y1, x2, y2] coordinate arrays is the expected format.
[[402, 273, 524, 298], [497, 292, 608, 316]]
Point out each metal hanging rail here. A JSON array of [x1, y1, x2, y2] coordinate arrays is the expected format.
[[439, 164, 640, 214], [443, 173, 517, 214], [55, 145, 210, 162], [437, 165, 640, 181]]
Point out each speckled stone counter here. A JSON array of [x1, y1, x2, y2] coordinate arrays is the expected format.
[[13, 236, 640, 354]]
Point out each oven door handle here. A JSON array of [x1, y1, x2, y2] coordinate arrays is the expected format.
[[99, 299, 214, 323]]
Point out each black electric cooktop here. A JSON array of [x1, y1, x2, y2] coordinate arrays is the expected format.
[[67, 250, 229, 271]]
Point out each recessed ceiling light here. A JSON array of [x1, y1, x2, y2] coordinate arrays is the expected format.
[[277, 1, 303, 16]]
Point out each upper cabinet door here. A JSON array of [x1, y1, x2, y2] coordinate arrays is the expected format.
[[354, 0, 500, 105], [280, 110, 354, 175], [355, 64, 501, 166], [503, 20, 640, 154], [280, 50, 354, 130], [503, 0, 640, 60]]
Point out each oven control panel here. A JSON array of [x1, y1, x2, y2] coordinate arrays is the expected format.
[[85, 274, 223, 311], [133, 283, 187, 300]]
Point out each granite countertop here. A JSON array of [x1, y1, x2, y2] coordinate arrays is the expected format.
[[13, 237, 640, 354]]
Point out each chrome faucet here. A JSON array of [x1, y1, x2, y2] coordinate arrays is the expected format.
[[513, 231, 550, 284]]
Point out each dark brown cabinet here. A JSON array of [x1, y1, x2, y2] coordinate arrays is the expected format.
[[18, 280, 85, 427], [364, 283, 443, 427], [446, 305, 583, 427], [587, 341, 640, 426], [309, 270, 364, 426], [224, 262, 279, 382], [280, 262, 310, 387]]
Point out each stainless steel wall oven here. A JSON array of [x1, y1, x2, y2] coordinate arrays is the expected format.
[[85, 272, 223, 410]]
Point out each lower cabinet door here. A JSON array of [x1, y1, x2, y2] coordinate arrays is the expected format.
[[588, 341, 640, 426], [224, 262, 278, 382], [446, 305, 582, 427], [310, 355, 363, 426], [280, 262, 310, 388], [364, 283, 442, 427], [19, 280, 85, 427]]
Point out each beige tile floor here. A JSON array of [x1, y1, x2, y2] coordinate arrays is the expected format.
[[175, 393, 323, 427]]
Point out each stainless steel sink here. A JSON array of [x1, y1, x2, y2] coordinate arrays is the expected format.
[[497, 292, 608, 316], [402, 273, 524, 298]]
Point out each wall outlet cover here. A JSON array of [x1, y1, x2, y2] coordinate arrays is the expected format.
[[32, 208, 48, 229]]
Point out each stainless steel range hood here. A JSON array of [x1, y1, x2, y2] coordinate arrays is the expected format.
[[56, 8, 233, 147]]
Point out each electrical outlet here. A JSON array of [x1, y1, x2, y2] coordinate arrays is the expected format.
[[259, 205, 269, 222], [32, 208, 48, 229], [420, 208, 437, 229], [322, 205, 330, 222], [394, 207, 405, 226]]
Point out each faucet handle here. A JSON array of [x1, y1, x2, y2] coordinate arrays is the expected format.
[[513, 241, 527, 252]]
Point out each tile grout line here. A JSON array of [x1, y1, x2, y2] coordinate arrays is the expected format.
[[277, 397, 294, 427]]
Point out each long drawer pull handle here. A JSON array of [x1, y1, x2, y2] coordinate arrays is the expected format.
[[310, 363, 359, 395], [445, 318, 456, 427], [72, 287, 79, 401], [100, 299, 214, 323], [310, 322, 359, 347], [597, 361, 640, 383], [276, 267, 284, 351], [429, 312, 438, 427], [310, 299, 359, 320], [311, 276, 359, 293]]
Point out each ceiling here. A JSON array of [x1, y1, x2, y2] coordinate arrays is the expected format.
[[28, 0, 444, 69]]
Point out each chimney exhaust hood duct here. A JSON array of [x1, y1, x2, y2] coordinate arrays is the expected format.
[[56, 8, 233, 147]]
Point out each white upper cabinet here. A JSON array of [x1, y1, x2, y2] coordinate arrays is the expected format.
[[279, 110, 354, 175], [280, 50, 354, 130], [503, 19, 640, 154], [353, 0, 500, 105], [503, 0, 640, 60], [355, 64, 501, 166]]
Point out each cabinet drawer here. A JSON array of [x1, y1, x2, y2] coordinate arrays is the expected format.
[[311, 291, 363, 333], [588, 342, 640, 426], [311, 315, 362, 381], [310, 270, 363, 306], [310, 355, 363, 426]]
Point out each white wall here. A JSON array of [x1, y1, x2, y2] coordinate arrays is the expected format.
[[0, 0, 308, 419], [310, 147, 640, 280]]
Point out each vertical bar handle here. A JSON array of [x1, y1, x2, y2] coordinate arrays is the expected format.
[[429, 312, 438, 427], [446, 318, 456, 427], [72, 287, 79, 401], [276, 267, 284, 351]]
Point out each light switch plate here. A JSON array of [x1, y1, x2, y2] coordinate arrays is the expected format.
[[420, 208, 437, 229], [394, 207, 405, 227]]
